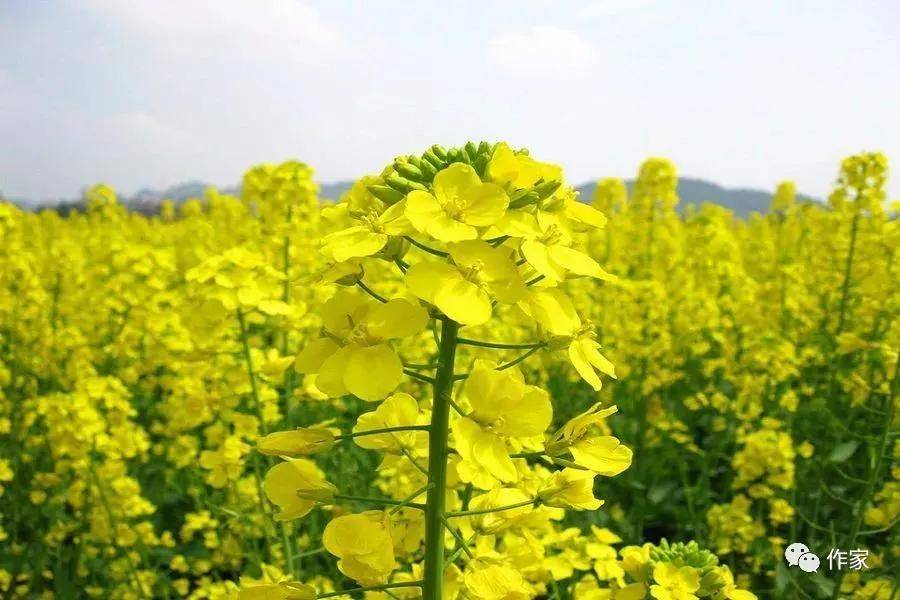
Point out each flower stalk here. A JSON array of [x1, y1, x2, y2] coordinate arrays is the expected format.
[[422, 318, 459, 599]]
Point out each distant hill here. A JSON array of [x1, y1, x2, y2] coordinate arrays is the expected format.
[[575, 177, 818, 217], [11, 177, 815, 217]]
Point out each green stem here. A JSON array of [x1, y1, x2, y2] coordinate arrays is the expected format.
[[357, 280, 388, 303], [422, 318, 459, 600], [457, 338, 543, 350], [440, 515, 475, 558], [389, 484, 433, 516], [446, 499, 537, 518], [237, 309, 267, 435], [404, 236, 449, 257], [336, 425, 430, 441], [87, 459, 149, 597], [237, 309, 282, 565], [835, 212, 859, 336], [318, 581, 424, 599], [333, 494, 426, 509]]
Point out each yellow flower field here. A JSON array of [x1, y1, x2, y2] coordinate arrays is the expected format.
[[0, 144, 896, 599]]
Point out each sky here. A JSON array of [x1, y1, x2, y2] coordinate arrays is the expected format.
[[2, 0, 899, 202]]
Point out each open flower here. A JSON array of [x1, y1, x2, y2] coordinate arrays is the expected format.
[[353, 392, 428, 454], [453, 364, 551, 489], [406, 163, 508, 242], [406, 240, 524, 325], [488, 142, 561, 190], [546, 403, 632, 476], [323, 511, 396, 585], [538, 468, 603, 510], [464, 559, 531, 600], [263, 458, 335, 521], [322, 198, 410, 262], [519, 212, 615, 283], [295, 291, 427, 400], [518, 289, 617, 391], [650, 564, 700, 600]]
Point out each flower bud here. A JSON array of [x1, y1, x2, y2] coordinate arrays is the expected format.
[[257, 428, 335, 457]]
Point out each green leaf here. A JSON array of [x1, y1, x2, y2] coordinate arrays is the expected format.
[[828, 441, 859, 463], [648, 481, 677, 504]]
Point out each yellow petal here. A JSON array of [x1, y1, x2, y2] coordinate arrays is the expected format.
[[571, 437, 633, 476], [315, 345, 354, 397], [405, 190, 444, 234], [295, 338, 340, 373], [460, 182, 508, 226], [323, 226, 388, 262], [343, 344, 402, 401], [549, 245, 615, 280], [522, 240, 565, 282], [365, 298, 428, 339], [565, 201, 608, 229], [433, 162, 482, 204], [406, 261, 459, 305], [517, 288, 581, 336], [434, 276, 492, 325], [569, 339, 603, 391]]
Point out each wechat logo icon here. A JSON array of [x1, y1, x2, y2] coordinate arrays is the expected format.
[[785, 542, 820, 573]]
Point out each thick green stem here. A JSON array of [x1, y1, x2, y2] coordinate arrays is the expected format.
[[422, 319, 459, 600]]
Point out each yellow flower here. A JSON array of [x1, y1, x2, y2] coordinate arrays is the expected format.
[[649, 563, 700, 600], [323, 511, 395, 585], [488, 142, 561, 190], [406, 163, 508, 242], [322, 200, 410, 262], [454, 364, 552, 489], [256, 428, 335, 457], [353, 393, 428, 454], [237, 581, 316, 600], [295, 291, 427, 400], [199, 437, 250, 488], [519, 212, 615, 283], [263, 459, 334, 521], [518, 289, 616, 390], [711, 567, 757, 600], [461, 487, 535, 534], [538, 468, 603, 510], [464, 560, 529, 600], [546, 403, 632, 476], [406, 240, 524, 325]]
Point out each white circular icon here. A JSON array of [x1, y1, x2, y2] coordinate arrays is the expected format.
[[785, 542, 810, 566], [797, 552, 820, 573]]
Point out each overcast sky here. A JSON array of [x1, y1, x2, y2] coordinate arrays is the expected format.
[[2, 0, 898, 202]]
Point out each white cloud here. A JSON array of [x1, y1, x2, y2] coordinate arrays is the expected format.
[[487, 26, 595, 77], [83, 0, 351, 63]]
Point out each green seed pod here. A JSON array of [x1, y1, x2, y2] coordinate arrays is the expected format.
[[394, 160, 425, 182], [367, 185, 406, 205], [422, 150, 446, 171], [431, 144, 448, 160], [385, 174, 427, 193], [534, 180, 562, 200], [509, 190, 540, 209]]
